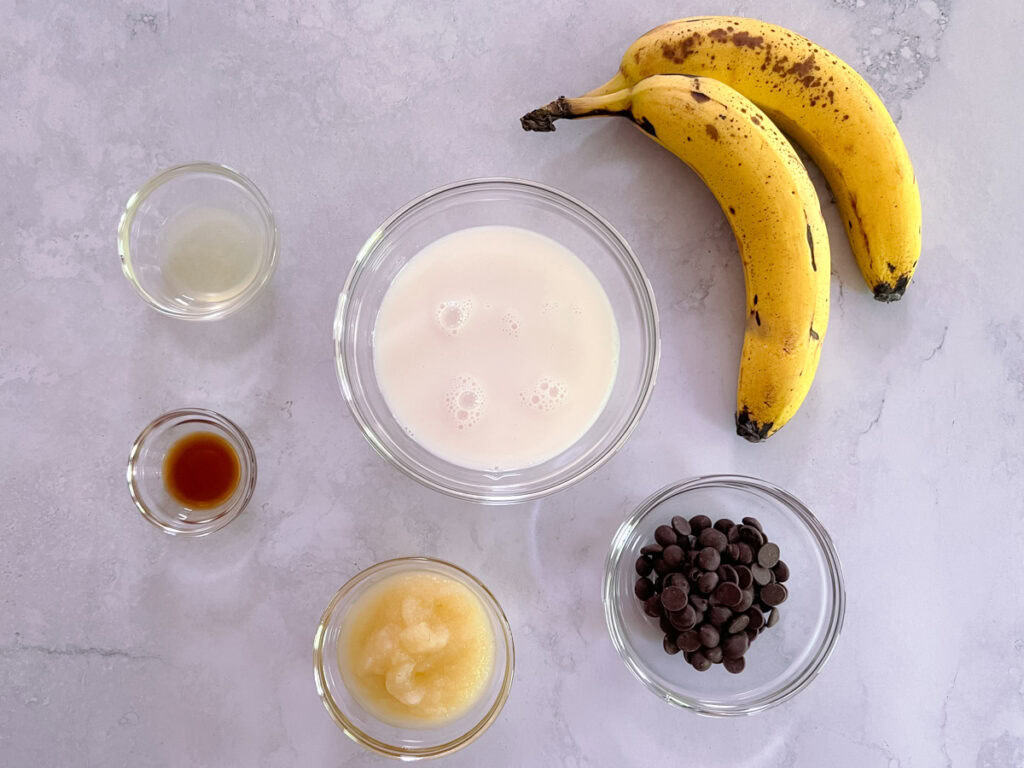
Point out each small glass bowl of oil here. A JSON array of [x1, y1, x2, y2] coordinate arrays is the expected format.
[[118, 162, 278, 320], [127, 408, 257, 536]]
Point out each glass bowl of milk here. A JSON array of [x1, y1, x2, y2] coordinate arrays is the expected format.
[[118, 162, 278, 319], [335, 178, 659, 503]]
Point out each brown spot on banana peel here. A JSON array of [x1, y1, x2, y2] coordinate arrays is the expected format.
[[705, 124, 719, 140], [810, 326, 820, 340], [661, 32, 703, 64], [690, 91, 711, 103], [805, 221, 817, 271], [732, 31, 765, 49], [736, 407, 773, 443], [848, 193, 871, 257], [635, 116, 657, 136]]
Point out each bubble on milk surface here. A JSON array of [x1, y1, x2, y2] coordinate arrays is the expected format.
[[445, 375, 484, 429], [522, 376, 568, 413], [437, 299, 473, 335], [501, 311, 521, 339]]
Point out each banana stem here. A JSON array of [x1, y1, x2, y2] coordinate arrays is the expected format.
[[520, 89, 633, 132]]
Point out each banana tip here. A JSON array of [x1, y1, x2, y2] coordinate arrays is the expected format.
[[872, 276, 909, 302], [736, 408, 773, 443]]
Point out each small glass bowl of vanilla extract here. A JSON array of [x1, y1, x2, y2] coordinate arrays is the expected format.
[[127, 408, 257, 536]]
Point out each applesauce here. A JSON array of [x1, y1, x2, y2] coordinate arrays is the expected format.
[[339, 570, 495, 726]]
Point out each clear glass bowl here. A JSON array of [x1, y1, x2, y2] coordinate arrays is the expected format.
[[334, 178, 659, 504], [604, 475, 845, 716], [313, 557, 515, 759], [126, 408, 257, 536], [118, 162, 279, 320]]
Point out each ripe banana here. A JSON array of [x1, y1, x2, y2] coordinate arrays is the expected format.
[[587, 16, 920, 301], [521, 75, 830, 441]]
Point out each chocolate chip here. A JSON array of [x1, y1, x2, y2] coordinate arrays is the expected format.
[[697, 571, 719, 595], [635, 556, 652, 576], [697, 547, 721, 571], [714, 518, 735, 534], [760, 583, 788, 607], [727, 525, 741, 543], [767, 607, 780, 627], [726, 543, 741, 561], [689, 515, 712, 532], [671, 515, 692, 537], [738, 525, 764, 547], [719, 564, 738, 584], [662, 544, 684, 568], [727, 614, 750, 634], [757, 542, 781, 568], [699, 624, 720, 648], [634, 577, 654, 600], [772, 560, 790, 583], [690, 651, 712, 671], [655, 525, 677, 547], [653, 557, 672, 576], [723, 656, 746, 674], [734, 588, 754, 613], [751, 564, 772, 585], [745, 627, 759, 644], [741, 516, 763, 532], [643, 595, 662, 617], [736, 543, 754, 564], [663, 635, 681, 655], [713, 582, 742, 607], [722, 632, 749, 659], [735, 565, 753, 590], [640, 544, 663, 556], [665, 572, 689, 590], [687, 566, 703, 583], [661, 585, 688, 612], [670, 605, 697, 631], [659, 614, 675, 636], [699, 527, 728, 552], [709, 605, 733, 627], [678, 629, 702, 652], [685, 534, 698, 550], [705, 646, 723, 664], [688, 595, 708, 614], [745, 607, 765, 630]]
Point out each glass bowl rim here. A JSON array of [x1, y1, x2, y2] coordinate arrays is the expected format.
[[312, 556, 516, 759], [117, 160, 280, 321], [126, 407, 258, 537], [602, 474, 846, 716], [333, 176, 660, 504]]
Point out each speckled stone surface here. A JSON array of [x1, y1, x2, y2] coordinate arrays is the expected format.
[[2, 1, 1023, 765]]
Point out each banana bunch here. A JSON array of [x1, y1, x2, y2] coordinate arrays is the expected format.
[[521, 16, 921, 441]]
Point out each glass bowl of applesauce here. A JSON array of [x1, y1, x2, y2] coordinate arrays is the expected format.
[[313, 557, 515, 759], [334, 178, 659, 504]]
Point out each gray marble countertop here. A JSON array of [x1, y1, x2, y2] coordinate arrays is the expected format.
[[3, 1, 1023, 766]]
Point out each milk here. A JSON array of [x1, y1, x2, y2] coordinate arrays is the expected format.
[[373, 225, 619, 471]]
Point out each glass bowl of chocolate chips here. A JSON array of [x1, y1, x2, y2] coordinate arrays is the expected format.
[[603, 475, 845, 716]]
